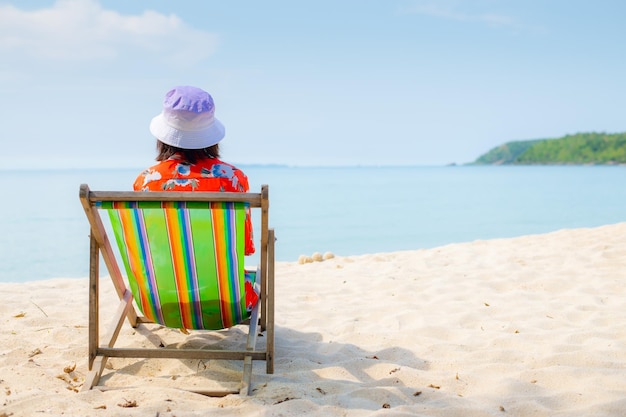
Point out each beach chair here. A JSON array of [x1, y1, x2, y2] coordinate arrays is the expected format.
[[78, 184, 274, 396]]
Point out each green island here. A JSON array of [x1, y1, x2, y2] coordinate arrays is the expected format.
[[472, 132, 626, 165]]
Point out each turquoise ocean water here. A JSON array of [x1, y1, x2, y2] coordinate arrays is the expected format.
[[1, 165, 626, 283]]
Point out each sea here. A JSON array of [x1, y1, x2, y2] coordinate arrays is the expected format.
[[2, 165, 626, 283]]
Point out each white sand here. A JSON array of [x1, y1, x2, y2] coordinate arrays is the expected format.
[[1, 224, 626, 416]]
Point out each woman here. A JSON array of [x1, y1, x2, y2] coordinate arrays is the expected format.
[[134, 85, 255, 255]]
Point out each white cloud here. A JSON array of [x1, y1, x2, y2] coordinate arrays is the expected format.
[[0, 0, 218, 64]]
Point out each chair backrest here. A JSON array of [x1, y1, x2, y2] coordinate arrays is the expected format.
[[80, 186, 269, 331], [102, 200, 247, 330]]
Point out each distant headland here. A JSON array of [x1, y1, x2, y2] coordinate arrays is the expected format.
[[472, 132, 626, 165]]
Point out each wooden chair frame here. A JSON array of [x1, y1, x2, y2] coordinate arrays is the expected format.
[[78, 184, 274, 396]]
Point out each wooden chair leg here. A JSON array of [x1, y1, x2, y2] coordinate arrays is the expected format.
[[83, 290, 133, 391], [266, 228, 275, 374], [240, 301, 260, 395]]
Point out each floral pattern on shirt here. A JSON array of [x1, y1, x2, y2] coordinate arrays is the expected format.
[[201, 164, 241, 190], [162, 178, 199, 190]]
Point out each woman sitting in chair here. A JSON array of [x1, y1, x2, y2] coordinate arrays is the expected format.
[[134, 85, 255, 256]]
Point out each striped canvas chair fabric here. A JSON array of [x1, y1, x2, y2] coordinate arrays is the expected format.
[[102, 200, 251, 330]]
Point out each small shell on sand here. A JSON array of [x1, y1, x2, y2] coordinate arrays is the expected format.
[[299, 252, 335, 264], [298, 255, 314, 264]]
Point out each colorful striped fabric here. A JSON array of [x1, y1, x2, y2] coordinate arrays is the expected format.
[[99, 200, 251, 330]]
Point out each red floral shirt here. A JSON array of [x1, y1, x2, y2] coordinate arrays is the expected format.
[[134, 156, 255, 255]]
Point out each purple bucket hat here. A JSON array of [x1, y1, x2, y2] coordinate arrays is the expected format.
[[149, 86, 225, 149]]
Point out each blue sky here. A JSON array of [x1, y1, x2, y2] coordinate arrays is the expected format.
[[1, 0, 625, 168]]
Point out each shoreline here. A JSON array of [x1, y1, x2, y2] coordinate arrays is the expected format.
[[1, 223, 625, 416], [1, 223, 624, 285]]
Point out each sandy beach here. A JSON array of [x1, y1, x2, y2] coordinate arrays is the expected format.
[[1, 223, 625, 416]]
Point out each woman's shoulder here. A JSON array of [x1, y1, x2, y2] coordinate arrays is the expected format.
[[195, 159, 249, 191], [195, 158, 247, 176]]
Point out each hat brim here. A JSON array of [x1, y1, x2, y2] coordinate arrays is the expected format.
[[149, 113, 225, 149]]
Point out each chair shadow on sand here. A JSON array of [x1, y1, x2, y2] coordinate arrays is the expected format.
[[257, 327, 431, 412], [93, 322, 477, 414]]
